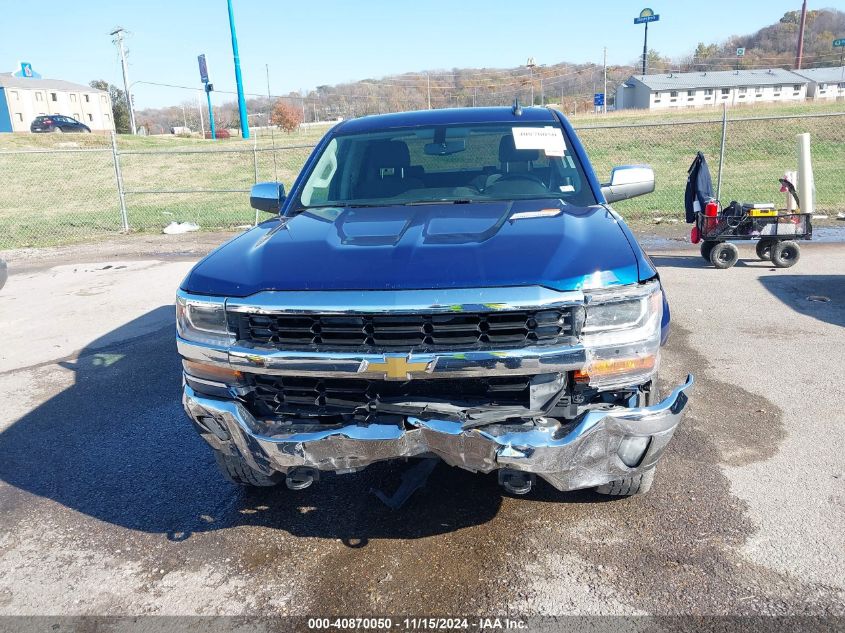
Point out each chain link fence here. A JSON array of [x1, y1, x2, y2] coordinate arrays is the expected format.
[[1, 112, 843, 250]]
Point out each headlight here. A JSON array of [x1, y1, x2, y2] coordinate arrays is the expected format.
[[579, 281, 663, 390], [176, 293, 234, 346]]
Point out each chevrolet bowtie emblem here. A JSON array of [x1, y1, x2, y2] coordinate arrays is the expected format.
[[365, 355, 431, 380]]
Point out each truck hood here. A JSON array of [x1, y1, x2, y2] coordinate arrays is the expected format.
[[182, 202, 644, 297]]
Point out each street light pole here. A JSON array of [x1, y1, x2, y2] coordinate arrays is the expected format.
[[227, 0, 249, 138], [110, 27, 136, 134]]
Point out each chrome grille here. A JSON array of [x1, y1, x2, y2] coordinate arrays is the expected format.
[[247, 375, 532, 416], [232, 307, 581, 352]]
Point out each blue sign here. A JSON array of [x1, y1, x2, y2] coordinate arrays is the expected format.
[[198, 54, 209, 84], [594, 93, 605, 106], [634, 14, 660, 24], [834, 39, 845, 48]]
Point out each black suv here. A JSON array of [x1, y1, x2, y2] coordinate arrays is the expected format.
[[30, 115, 91, 133]]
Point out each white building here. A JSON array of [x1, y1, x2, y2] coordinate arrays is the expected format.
[[0, 72, 115, 133], [792, 66, 845, 101], [615, 68, 809, 110]]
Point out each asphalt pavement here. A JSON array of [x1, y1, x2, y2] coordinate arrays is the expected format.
[[0, 238, 843, 619]]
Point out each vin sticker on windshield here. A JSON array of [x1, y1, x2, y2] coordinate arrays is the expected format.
[[512, 126, 566, 157]]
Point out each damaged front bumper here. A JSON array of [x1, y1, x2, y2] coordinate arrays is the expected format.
[[183, 374, 693, 492]]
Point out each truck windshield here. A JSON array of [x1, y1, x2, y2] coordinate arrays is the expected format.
[[296, 122, 597, 209]]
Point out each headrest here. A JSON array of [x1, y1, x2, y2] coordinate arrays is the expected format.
[[364, 140, 411, 169], [499, 135, 540, 163]]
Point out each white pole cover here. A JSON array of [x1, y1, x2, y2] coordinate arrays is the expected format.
[[796, 133, 815, 215]]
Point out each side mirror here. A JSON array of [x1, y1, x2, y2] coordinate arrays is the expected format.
[[250, 182, 285, 213], [601, 165, 655, 204]]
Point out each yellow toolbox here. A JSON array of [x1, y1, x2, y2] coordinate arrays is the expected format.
[[747, 207, 778, 217]]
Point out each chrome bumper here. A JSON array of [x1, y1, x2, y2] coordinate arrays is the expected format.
[[183, 375, 693, 491]]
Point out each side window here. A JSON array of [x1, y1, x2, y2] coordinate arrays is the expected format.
[[301, 138, 338, 205]]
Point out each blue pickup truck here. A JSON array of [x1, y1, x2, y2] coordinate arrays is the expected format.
[[177, 106, 693, 498]]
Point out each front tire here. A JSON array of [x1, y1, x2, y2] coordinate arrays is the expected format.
[[700, 241, 716, 261], [770, 240, 800, 268], [710, 242, 739, 269], [595, 468, 655, 496], [213, 450, 280, 487]]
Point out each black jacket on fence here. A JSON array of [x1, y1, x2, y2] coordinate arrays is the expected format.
[[685, 152, 714, 223]]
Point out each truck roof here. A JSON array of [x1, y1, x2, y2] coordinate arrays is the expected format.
[[335, 106, 559, 134]]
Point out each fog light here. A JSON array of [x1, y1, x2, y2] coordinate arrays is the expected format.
[[618, 435, 651, 468]]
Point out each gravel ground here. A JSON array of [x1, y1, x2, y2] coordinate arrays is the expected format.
[[0, 235, 843, 621]]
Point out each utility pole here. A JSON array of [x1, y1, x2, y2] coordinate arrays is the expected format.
[[227, 0, 249, 138], [110, 27, 136, 134], [603, 47, 608, 114], [795, 0, 808, 69], [426, 72, 431, 109], [526, 57, 536, 104]]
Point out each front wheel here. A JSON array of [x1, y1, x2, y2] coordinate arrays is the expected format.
[[700, 241, 716, 262], [710, 242, 739, 269], [595, 468, 655, 496], [771, 240, 800, 268]]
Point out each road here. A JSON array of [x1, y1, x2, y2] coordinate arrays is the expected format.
[[0, 237, 843, 620]]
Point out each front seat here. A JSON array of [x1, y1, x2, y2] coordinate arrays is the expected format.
[[354, 140, 423, 199], [477, 136, 544, 193]]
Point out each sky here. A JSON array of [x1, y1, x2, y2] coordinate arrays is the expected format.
[[1, 0, 842, 109]]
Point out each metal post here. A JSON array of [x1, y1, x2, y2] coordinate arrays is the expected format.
[[206, 87, 216, 139], [716, 103, 727, 201], [227, 0, 249, 139], [110, 28, 137, 135], [110, 131, 129, 232], [603, 47, 608, 114], [426, 73, 431, 109], [642, 22, 648, 75], [253, 142, 260, 226]]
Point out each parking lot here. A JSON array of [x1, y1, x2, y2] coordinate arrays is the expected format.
[[0, 235, 843, 617]]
